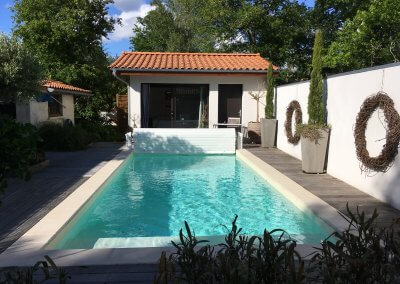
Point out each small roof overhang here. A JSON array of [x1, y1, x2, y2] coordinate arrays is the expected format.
[[41, 80, 93, 96]]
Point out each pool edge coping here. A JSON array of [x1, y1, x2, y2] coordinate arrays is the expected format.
[[236, 149, 349, 233], [0, 149, 348, 267]]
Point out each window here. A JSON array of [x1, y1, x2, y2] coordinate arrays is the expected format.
[[48, 94, 63, 117]]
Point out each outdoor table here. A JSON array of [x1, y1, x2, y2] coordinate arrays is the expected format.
[[213, 123, 247, 136]]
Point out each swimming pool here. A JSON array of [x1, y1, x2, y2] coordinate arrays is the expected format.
[[48, 154, 334, 249]]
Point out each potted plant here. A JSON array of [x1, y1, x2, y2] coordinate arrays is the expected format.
[[261, 64, 277, 147], [248, 84, 265, 144], [298, 29, 330, 173]]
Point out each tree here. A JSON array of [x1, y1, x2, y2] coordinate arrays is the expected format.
[[12, 0, 124, 120], [131, 0, 217, 52], [265, 64, 275, 119], [308, 29, 324, 125], [324, 0, 400, 73], [312, 0, 371, 46], [212, 0, 313, 82], [0, 34, 42, 103], [130, 0, 313, 81]]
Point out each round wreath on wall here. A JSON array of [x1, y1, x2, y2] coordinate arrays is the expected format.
[[285, 100, 303, 145], [354, 92, 400, 173]]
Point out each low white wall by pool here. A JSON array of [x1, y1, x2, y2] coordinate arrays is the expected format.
[[132, 128, 236, 154], [276, 62, 400, 210]]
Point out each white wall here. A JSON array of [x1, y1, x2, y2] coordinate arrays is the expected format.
[[15, 94, 75, 125], [15, 102, 31, 124], [276, 82, 309, 159], [276, 62, 400, 210], [30, 101, 48, 125], [128, 75, 267, 128], [61, 94, 75, 124]]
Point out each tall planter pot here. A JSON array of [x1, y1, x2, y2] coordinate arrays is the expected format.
[[248, 122, 261, 144], [300, 129, 330, 173], [260, 118, 277, 148]]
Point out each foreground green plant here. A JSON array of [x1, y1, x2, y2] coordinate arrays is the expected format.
[[0, 255, 69, 284], [155, 206, 400, 283], [155, 215, 305, 283], [309, 205, 400, 283]]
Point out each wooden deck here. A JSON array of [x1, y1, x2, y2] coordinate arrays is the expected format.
[[245, 146, 400, 227], [0, 143, 123, 254]]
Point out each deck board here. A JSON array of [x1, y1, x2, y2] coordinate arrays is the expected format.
[[0, 143, 123, 254], [245, 146, 400, 227]]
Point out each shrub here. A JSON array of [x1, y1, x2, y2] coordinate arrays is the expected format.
[[155, 215, 305, 283], [77, 120, 124, 142], [309, 205, 400, 283], [308, 29, 325, 125], [265, 63, 275, 119], [0, 255, 69, 283], [155, 207, 400, 283], [0, 115, 43, 197], [38, 123, 92, 151]]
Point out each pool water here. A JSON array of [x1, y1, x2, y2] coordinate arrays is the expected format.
[[49, 154, 334, 249]]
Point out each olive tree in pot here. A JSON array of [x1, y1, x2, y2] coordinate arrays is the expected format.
[[298, 29, 330, 173], [248, 83, 265, 144], [261, 64, 277, 147]]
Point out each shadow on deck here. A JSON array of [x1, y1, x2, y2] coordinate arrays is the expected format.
[[245, 146, 400, 227]]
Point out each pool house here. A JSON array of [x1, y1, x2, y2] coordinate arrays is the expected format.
[[110, 52, 276, 129]]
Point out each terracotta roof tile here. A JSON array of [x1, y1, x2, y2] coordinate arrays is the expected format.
[[42, 80, 92, 94], [110, 52, 277, 72]]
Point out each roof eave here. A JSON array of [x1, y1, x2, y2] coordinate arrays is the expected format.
[[41, 88, 93, 96], [111, 68, 273, 74]]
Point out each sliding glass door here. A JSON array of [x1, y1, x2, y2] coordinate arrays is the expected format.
[[141, 84, 209, 128]]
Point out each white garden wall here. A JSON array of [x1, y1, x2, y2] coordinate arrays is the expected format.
[[276, 62, 400, 210], [276, 81, 309, 159]]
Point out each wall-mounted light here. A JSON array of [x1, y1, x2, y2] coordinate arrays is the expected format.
[[47, 87, 55, 93]]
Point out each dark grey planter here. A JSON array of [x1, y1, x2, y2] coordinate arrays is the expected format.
[[300, 129, 330, 173], [260, 118, 277, 148]]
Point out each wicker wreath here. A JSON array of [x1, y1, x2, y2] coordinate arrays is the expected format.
[[354, 92, 400, 173], [285, 100, 303, 145]]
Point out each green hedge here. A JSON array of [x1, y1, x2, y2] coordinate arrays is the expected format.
[[0, 115, 43, 195], [38, 124, 92, 151], [77, 120, 124, 142], [38, 121, 124, 151]]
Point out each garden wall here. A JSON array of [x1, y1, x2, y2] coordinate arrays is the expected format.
[[276, 62, 400, 210]]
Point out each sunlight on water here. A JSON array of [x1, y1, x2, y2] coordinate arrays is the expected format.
[[50, 154, 334, 249]]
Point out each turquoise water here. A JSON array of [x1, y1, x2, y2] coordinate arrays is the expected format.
[[49, 154, 334, 249]]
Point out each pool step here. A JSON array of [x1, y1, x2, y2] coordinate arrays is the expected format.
[[93, 235, 226, 248]]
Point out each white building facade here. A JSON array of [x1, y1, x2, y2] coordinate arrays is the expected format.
[[110, 52, 276, 129]]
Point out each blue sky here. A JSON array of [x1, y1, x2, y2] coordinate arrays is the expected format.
[[0, 0, 314, 56]]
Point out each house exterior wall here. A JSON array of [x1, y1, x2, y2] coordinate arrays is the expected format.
[[60, 94, 75, 123], [30, 100, 48, 125], [15, 102, 31, 124], [276, 62, 400, 210], [16, 94, 75, 126], [128, 74, 267, 128]]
